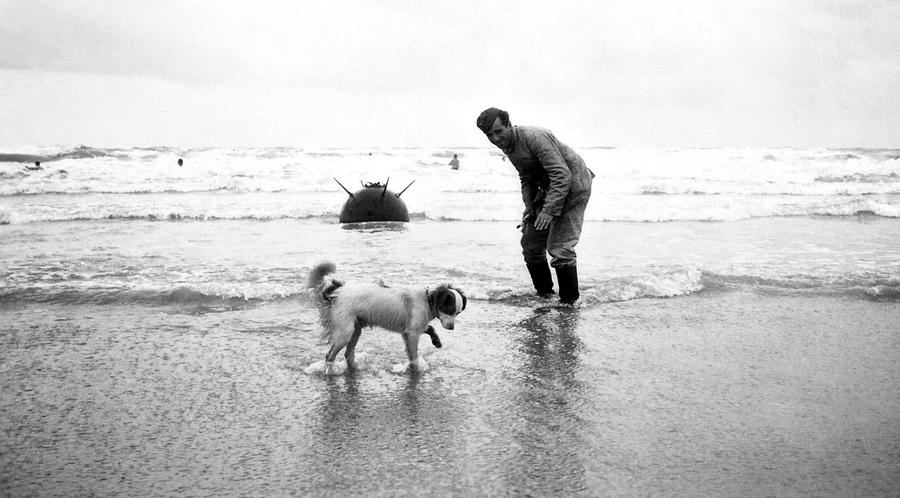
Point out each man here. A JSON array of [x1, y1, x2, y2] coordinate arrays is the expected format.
[[476, 107, 594, 305]]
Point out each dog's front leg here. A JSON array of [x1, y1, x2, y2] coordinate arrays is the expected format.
[[401, 332, 427, 371], [424, 324, 442, 348]]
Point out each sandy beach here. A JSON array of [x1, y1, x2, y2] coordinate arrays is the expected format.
[[2, 284, 898, 496]]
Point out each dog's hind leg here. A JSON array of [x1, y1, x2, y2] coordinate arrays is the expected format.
[[324, 344, 342, 374], [344, 323, 363, 369], [323, 319, 357, 374]]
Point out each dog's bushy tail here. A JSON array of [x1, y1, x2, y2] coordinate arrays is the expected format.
[[308, 261, 344, 306], [308, 262, 342, 344], [308, 261, 337, 290]]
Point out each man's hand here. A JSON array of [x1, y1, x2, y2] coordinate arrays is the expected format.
[[517, 213, 533, 232], [533, 212, 554, 231]]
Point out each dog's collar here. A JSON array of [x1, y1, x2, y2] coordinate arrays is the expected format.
[[425, 288, 438, 316]]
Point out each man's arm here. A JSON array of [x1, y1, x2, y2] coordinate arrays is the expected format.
[[525, 131, 572, 225], [518, 173, 538, 218]]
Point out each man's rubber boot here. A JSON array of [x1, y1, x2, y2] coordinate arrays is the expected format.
[[556, 265, 580, 305], [526, 262, 555, 298]]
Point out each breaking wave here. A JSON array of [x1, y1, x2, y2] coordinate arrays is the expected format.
[[700, 273, 900, 302], [0, 145, 125, 164], [2, 145, 899, 223]]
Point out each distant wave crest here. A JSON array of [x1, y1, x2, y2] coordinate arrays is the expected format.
[[0, 145, 123, 164], [815, 173, 899, 184]]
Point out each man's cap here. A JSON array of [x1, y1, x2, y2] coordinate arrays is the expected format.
[[476, 107, 506, 133]]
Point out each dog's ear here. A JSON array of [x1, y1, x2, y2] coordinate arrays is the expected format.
[[440, 290, 456, 309], [431, 286, 467, 314], [446, 285, 467, 311], [445, 287, 467, 313]]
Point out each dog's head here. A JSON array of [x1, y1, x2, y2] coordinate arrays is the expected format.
[[428, 285, 467, 330]]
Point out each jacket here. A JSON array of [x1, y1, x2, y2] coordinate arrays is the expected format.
[[502, 125, 595, 217]]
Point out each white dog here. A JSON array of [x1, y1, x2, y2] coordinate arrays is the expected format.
[[308, 262, 467, 373]]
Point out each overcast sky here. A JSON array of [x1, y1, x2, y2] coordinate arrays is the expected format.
[[1, 0, 898, 148]]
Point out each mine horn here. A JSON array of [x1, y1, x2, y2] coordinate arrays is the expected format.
[[397, 180, 415, 197], [333, 178, 354, 198]]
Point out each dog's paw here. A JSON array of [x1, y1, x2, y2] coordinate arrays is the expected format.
[[391, 362, 410, 374], [353, 351, 370, 364], [303, 360, 324, 375], [345, 351, 370, 371], [392, 357, 429, 374], [304, 359, 346, 376], [324, 361, 346, 375]]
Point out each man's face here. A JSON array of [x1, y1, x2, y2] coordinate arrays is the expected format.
[[484, 117, 513, 150]]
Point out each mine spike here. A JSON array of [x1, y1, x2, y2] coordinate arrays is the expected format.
[[397, 180, 415, 197], [334, 178, 354, 198]]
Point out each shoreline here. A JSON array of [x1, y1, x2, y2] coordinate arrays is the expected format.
[[2, 216, 899, 305]]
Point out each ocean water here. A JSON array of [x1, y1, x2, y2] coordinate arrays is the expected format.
[[1, 145, 899, 306], [2, 146, 900, 223], [2, 146, 900, 495]]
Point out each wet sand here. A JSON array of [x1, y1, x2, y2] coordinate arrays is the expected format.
[[2, 291, 898, 496]]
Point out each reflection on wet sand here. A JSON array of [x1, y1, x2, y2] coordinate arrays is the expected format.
[[498, 308, 593, 495], [303, 373, 364, 490], [302, 308, 597, 495], [303, 367, 473, 494]]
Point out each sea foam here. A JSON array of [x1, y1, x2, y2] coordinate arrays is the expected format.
[[1, 145, 898, 223]]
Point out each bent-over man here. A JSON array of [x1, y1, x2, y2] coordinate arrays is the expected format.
[[476, 107, 594, 305]]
